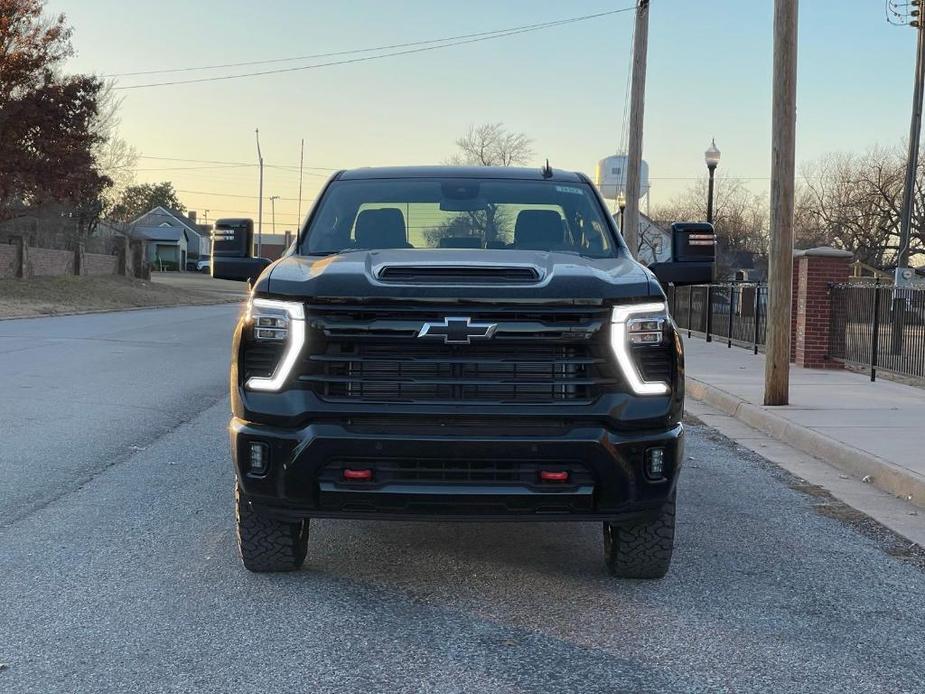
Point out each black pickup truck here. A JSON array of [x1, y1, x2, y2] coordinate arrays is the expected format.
[[219, 166, 712, 578]]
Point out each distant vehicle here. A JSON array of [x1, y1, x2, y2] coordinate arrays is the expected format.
[[196, 255, 211, 273], [223, 165, 713, 578]]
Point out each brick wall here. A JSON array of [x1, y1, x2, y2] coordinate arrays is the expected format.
[[0, 244, 16, 278], [83, 252, 117, 275], [792, 248, 852, 368], [29, 248, 74, 277]]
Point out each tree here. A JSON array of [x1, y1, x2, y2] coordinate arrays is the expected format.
[[444, 123, 533, 244], [109, 182, 186, 223], [450, 122, 534, 167], [0, 0, 110, 227], [92, 81, 138, 202], [795, 147, 924, 269], [651, 178, 769, 278]]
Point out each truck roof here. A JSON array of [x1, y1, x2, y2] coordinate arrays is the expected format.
[[337, 165, 586, 183]]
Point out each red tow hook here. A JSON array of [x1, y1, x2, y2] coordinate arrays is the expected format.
[[343, 468, 373, 481]]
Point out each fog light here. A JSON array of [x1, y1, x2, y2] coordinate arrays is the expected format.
[[645, 448, 666, 480], [248, 442, 269, 475], [539, 470, 569, 482]]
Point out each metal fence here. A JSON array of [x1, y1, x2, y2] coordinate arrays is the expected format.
[[667, 283, 768, 354], [829, 282, 925, 381]]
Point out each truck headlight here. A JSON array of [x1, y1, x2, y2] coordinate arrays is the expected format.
[[610, 302, 670, 396], [245, 298, 305, 392]]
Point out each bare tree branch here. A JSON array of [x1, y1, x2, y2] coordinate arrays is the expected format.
[[451, 122, 534, 167]]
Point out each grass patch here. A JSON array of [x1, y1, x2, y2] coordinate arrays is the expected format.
[[0, 275, 237, 318]]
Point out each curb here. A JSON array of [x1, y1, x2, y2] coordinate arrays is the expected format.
[[686, 376, 925, 509]]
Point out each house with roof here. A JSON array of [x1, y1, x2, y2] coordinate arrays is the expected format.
[[128, 207, 210, 270]]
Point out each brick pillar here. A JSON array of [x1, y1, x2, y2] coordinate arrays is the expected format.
[[792, 247, 853, 368]]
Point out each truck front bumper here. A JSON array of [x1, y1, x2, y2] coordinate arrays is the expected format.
[[231, 418, 684, 522]]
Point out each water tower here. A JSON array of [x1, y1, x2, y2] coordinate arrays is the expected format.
[[595, 155, 650, 211]]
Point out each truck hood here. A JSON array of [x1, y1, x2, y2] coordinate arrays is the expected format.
[[261, 249, 656, 304]]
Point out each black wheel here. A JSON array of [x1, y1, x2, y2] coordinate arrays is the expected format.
[[603, 493, 675, 579], [235, 486, 309, 572]]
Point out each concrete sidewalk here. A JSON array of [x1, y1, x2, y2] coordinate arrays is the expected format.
[[683, 337, 925, 508]]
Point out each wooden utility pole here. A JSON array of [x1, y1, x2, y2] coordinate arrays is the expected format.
[[623, 0, 650, 258], [255, 128, 264, 257], [896, 12, 925, 287], [764, 0, 799, 406], [297, 138, 305, 229]]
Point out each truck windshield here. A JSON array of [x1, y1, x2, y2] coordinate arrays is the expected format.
[[300, 178, 618, 257]]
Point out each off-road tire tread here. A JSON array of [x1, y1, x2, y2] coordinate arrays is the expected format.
[[236, 487, 308, 572], [604, 495, 675, 579]]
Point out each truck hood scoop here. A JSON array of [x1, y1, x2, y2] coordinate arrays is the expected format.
[[377, 264, 540, 284]]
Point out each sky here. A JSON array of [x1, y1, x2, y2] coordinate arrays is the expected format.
[[49, 0, 917, 233]]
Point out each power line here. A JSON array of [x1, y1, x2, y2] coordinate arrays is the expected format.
[[174, 188, 311, 202], [618, 14, 636, 156], [114, 7, 636, 90], [886, 0, 913, 26], [108, 9, 633, 78], [134, 164, 256, 172], [137, 155, 337, 171]]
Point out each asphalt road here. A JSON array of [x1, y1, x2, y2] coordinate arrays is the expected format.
[[2, 307, 925, 693], [0, 305, 241, 525]]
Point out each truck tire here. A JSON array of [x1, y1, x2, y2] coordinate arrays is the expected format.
[[235, 486, 309, 572], [603, 494, 675, 579]]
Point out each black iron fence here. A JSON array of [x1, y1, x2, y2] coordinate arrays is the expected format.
[[667, 283, 767, 354], [829, 282, 925, 381]]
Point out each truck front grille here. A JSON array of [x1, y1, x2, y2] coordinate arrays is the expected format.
[[298, 303, 618, 404]]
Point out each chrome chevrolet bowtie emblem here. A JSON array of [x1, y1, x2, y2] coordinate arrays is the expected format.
[[418, 317, 498, 345]]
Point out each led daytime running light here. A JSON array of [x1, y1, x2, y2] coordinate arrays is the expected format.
[[246, 299, 305, 392], [611, 302, 670, 396]]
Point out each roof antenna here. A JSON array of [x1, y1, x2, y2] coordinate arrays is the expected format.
[[541, 159, 553, 179]]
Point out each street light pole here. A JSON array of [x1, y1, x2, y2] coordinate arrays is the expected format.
[[617, 192, 627, 233], [255, 129, 264, 258], [705, 139, 721, 224]]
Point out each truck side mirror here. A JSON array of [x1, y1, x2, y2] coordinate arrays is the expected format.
[[648, 222, 715, 286], [210, 218, 272, 282], [213, 256, 271, 282]]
